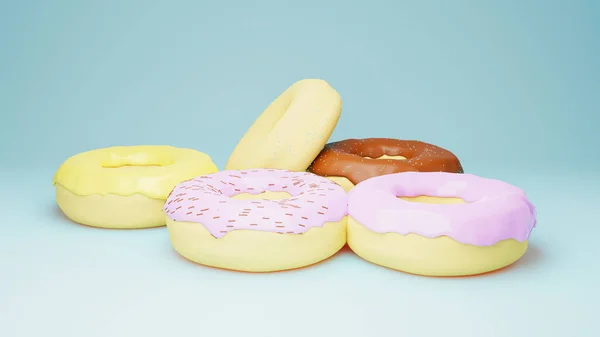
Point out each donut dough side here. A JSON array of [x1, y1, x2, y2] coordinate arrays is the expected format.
[[347, 216, 528, 276], [167, 217, 347, 272], [55, 184, 166, 229]]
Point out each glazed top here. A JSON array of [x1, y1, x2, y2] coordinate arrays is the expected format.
[[163, 169, 348, 238], [53, 146, 218, 198], [348, 172, 536, 246], [308, 138, 464, 185]]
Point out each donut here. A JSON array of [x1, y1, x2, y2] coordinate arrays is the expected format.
[[53, 145, 218, 229], [347, 172, 536, 276], [225, 79, 342, 171], [308, 138, 463, 191], [163, 169, 348, 272]]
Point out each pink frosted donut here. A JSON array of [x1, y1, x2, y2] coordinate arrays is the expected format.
[[347, 172, 537, 276], [163, 169, 348, 272]]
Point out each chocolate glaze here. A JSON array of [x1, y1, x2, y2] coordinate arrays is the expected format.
[[307, 138, 464, 185]]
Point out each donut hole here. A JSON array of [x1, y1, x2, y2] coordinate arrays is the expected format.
[[398, 195, 468, 204], [230, 191, 292, 201], [365, 154, 407, 160], [249, 92, 293, 138], [101, 152, 175, 168]]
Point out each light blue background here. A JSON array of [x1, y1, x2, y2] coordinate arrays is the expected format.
[[0, 0, 598, 336]]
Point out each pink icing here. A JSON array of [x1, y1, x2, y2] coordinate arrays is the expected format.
[[348, 172, 536, 246], [163, 169, 348, 238]]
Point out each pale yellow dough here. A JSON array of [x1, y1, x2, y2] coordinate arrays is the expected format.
[[226, 79, 342, 171], [165, 191, 347, 272], [347, 196, 528, 276], [324, 155, 406, 192], [53, 145, 218, 229], [55, 184, 166, 229]]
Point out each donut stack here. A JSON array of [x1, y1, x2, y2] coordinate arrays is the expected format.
[[53, 78, 536, 277]]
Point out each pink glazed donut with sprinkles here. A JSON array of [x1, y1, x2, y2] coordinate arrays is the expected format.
[[347, 172, 536, 276], [163, 169, 348, 272]]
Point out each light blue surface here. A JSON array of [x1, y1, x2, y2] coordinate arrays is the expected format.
[[1, 1, 598, 336]]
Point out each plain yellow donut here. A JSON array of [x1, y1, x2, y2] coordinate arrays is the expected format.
[[225, 79, 342, 171], [166, 191, 347, 272], [347, 196, 529, 276], [53, 145, 218, 229]]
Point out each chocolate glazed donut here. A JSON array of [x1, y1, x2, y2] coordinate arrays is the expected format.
[[307, 138, 463, 188]]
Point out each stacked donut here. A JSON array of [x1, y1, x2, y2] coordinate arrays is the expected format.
[[53, 79, 536, 276]]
